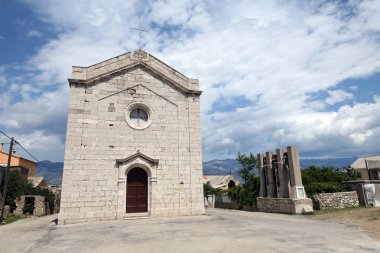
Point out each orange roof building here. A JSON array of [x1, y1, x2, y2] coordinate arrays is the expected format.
[[0, 143, 37, 177]]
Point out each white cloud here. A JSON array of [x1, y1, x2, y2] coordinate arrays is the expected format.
[[28, 34, 127, 84], [0, 76, 6, 85], [0, 34, 4, 40], [349, 85, 358, 91], [27, 29, 42, 38], [0, 86, 68, 131], [350, 130, 374, 145], [325, 89, 354, 105], [0, 78, 68, 161], [13, 131, 65, 162], [0, 66, 6, 85], [3, 0, 379, 161], [204, 96, 380, 159]]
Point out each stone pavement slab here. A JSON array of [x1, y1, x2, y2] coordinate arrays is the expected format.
[[1, 209, 379, 253]]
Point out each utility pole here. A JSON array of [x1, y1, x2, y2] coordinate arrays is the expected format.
[[0, 137, 14, 220]]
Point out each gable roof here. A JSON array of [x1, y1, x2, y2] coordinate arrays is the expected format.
[[68, 50, 201, 95], [28, 176, 45, 187], [351, 155, 380, 170], [203, 175, 240, 189], [116, 151, 159, 166]]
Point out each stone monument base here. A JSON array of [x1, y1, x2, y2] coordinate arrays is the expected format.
[[257, 197, 313, 214]]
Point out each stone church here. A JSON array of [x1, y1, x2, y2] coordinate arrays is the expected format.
[[58, 50, 205, 224]]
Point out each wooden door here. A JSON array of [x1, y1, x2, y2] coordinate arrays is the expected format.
[[126, 167, 148, 213]]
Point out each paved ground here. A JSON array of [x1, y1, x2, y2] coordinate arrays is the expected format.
[[310, 207, 380, 241], [1, 209, 380, 253]]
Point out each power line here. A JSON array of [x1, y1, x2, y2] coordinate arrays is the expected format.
[[0, 130, 12, 140], [14, 140, 52, 171], [0, 129, 52, 171]]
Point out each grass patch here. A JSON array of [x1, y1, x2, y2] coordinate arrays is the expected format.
[[367, 209, 380, 221], [0, 215, 28, 225], [312, 206, 368, 215]]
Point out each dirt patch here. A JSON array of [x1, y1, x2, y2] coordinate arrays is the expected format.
[[309, 207, 380, 240]]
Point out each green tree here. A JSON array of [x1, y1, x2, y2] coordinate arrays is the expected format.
[[203, 182, 224, 196], [4, 170, 34, 210], [301, 166, 359, 197], [228, 152, 260, 208], [236, 152, 258, 185], [1, 170, 55, 212], [30, 187, 56, 212]]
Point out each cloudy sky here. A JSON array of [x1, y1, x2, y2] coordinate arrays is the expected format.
[[0, 0, 380, 163]]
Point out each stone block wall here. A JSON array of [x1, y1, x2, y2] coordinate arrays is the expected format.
[[204, 195, 215, 208], [313, 191, 359, 210], [13, 195, 46, 216], [59, 51, 205, 224], [213, 196, 257, 211], [257, 197, 313, 214], [2, 205, 11, 218], [214, 196, 232, 209]]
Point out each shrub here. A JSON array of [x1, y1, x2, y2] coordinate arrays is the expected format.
[[304, 182, 343, 197], [227, 152, 260, 209], [1, 170, 55, 212], [301, 166, 359, 198], [302, 166, 358, 185], [228, 183, 258, 209], [203, 182, 225, 196]]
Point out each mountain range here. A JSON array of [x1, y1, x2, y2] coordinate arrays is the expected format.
[[202, 157, 358, 178], [36, 160, 64, 185], [36, 157, 358, 185]]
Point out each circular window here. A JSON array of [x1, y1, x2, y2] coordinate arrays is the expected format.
[[125, 102, 153, 130]]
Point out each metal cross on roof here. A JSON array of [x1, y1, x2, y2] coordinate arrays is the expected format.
[[131, 27, 148, 50]]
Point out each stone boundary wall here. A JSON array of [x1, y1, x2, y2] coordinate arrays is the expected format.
[[214, 196, 257, 211], [313, 191, 359, 210], [204, 195, 215, 208], [257, 197, 313, 214], [215, 196, 232, 209], [13, 195, 46, 216], [1, 205, 11, 218]]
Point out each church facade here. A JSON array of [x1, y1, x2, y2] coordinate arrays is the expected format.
[[58, 50, 205, 224]]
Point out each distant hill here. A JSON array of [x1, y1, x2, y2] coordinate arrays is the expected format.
[[203, 159, 240, 175], [300, 157, 357, 169], [35, 156, 358, 186], [36, 160, 63, 185], [203, 157, 358, 178], [203, 159, 241, 179]]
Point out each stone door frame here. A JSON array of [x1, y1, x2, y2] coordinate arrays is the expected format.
[[124, 164, 151, 214], [116, 153, 158, 219]]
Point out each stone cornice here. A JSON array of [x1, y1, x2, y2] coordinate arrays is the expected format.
[[116, 151, 159, 166], [68, 50, 202, 96]]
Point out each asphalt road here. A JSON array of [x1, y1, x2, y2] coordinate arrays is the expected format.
[[1, 209, 380, 253]]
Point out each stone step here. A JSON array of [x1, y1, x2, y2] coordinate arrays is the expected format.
[[123, 212, 150, 220]]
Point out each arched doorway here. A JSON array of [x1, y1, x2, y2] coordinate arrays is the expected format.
[[126, 167, 148, 213]]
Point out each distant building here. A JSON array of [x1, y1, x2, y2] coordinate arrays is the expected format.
[[203, 175, 240, 190], [350, 155, 380, 180], [0, 143, 37, 177], [28, 176, 48, 189], [0, 143, 49, 188]]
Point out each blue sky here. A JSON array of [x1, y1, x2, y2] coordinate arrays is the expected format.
[[0, 0, 380, 162], [0, 1, 51, 63]]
